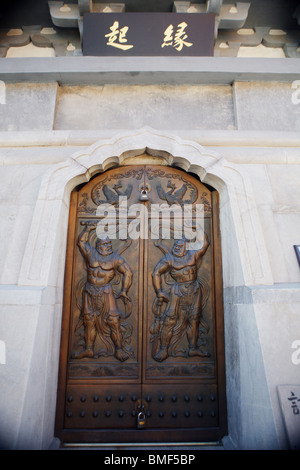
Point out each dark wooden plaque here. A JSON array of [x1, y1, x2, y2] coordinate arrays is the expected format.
[[83, 13, 215, 56]]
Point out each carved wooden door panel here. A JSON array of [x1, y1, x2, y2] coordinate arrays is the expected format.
[[55, 165, 227, 445]]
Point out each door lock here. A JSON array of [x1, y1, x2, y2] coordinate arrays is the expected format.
[[135, 399, 147, 429], [139, 183, 151, 202], [137, 411, 146, 429]]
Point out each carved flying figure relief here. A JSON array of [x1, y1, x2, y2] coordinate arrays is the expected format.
[[156, 180, 197, 205], [92, 180, 133, 207]]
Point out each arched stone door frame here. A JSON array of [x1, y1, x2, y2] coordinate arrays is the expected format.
[[16, 128, 274, 449]]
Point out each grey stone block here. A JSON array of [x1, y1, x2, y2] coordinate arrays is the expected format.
[[234, 81, 300, 131], [0, 83, 58, 131]]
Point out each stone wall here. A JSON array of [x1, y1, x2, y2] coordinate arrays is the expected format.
[[0, 80, 299, 449]]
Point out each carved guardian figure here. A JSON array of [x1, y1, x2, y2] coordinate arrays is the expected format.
[[151, 234, 210, 362], [73, 222, 133, 362]]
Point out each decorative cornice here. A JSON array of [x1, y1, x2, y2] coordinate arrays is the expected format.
[[0, 1, 299, 58]]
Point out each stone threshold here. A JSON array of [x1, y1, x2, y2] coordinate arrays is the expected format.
[[60, 441, 224, 450], [49, 436, 225, 450]]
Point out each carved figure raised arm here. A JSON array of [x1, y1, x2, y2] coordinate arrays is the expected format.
[[194, 231, 210, 263], [77, 221, 97, 256]]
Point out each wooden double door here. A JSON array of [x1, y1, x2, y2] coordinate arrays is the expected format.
[[55, 164, 227, 444]]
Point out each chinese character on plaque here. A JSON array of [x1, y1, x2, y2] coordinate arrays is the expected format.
[[161, 22, 193, 51], [105, 21, 134, 50]]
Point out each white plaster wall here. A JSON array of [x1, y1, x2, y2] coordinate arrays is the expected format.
[[0, 164, 52, 285], [253, 286, 300, 449], [0, 80, 299, 450], [238, 163, 300, 284], [0, 289, 62, 449], [223, 295, 279, 449]]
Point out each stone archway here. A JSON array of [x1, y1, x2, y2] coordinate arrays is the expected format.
[[19, 127, 273, 290]]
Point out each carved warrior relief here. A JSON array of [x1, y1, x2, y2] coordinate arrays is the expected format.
[[73, 166, 212, 365], [72, 222, 134, 362], [150, 235, 211, 362]]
